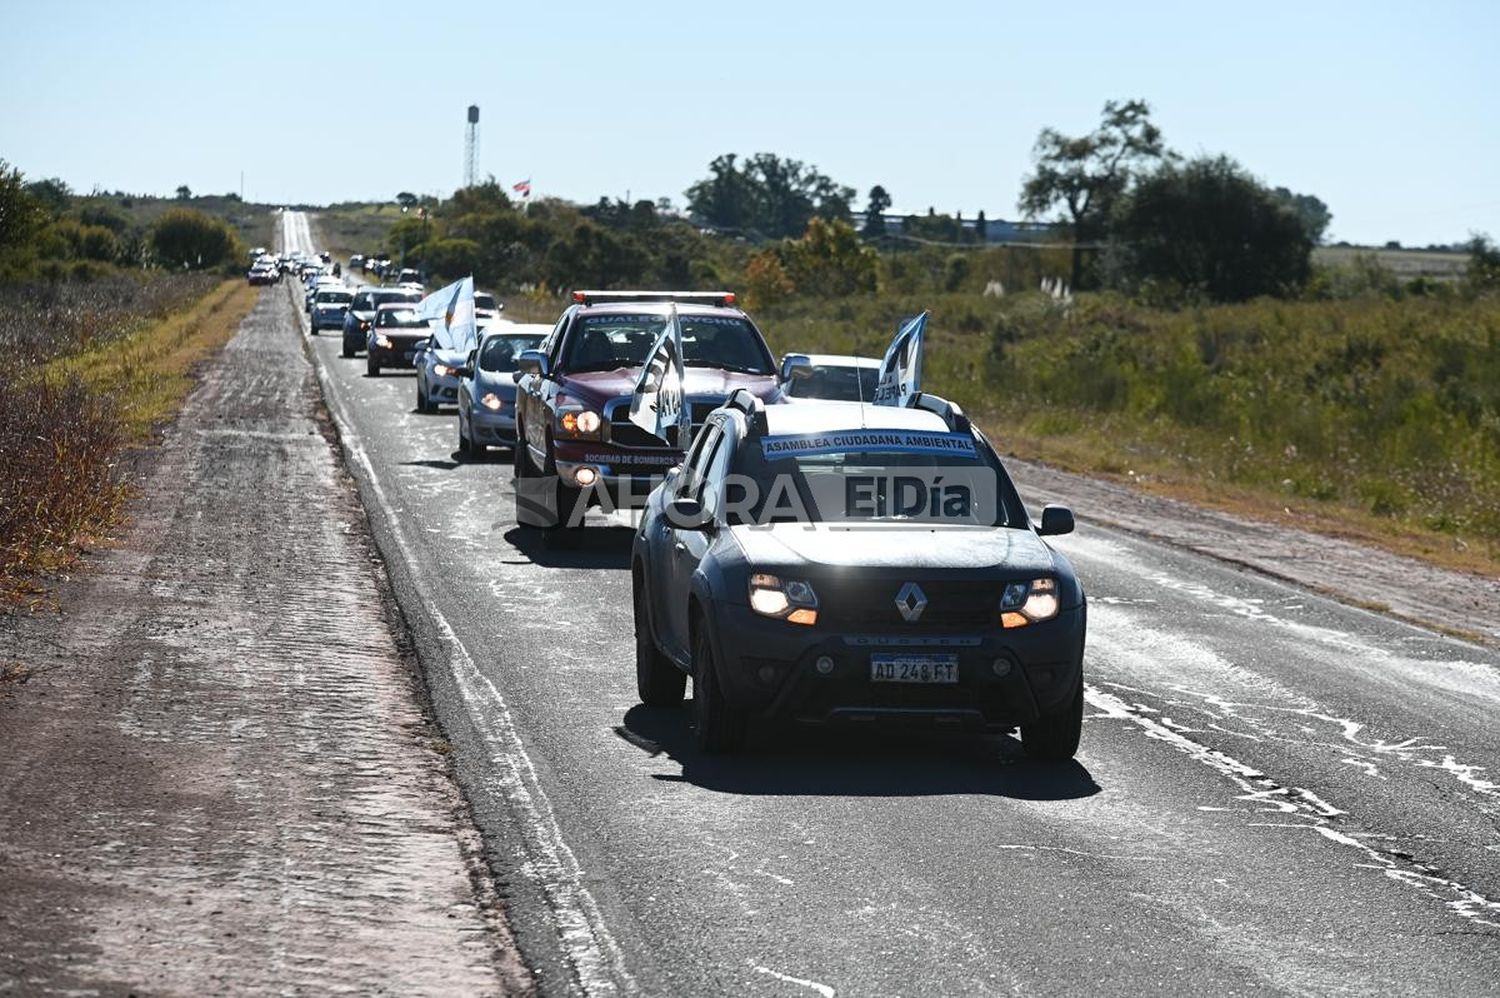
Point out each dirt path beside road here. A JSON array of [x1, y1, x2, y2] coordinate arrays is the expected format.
[[0, 288, 529, 994]]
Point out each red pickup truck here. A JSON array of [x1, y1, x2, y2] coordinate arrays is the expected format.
[[512, 291, 781, 529]]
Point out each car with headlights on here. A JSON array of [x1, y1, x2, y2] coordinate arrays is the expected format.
[[309, 287, 355, 333], [630, 390, 1086, 758], [512, 290, 781, 529], [779, 353, 881, 403], [413, 332, 468, 413], [365, 303, 431, 375], [341, 286, 421, 357], [455, 324, 549, 457]]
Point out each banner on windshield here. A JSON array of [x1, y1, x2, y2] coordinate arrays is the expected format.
[[628, 304, 690, 446], [873, 310, 927, 407], [418, 275, 477, 352]]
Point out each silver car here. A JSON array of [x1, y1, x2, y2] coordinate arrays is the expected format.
[[414, 329, 469, 413], [309, 287, 354, 332], [455, 324, 549, 457]]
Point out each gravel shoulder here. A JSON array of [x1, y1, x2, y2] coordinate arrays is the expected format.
[[0, 287, 530, 995]]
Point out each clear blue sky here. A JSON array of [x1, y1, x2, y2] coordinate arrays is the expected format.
[[2, 0, 1495, 246]]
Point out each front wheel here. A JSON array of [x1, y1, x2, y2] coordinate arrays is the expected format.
[[367, 358, 380, 377], [635, 579, 686, 706], [692, 619, 746, 754], [457, 417, 474, 459], [1020, 675, 1083, 761]]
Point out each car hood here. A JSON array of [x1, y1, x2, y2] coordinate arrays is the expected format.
[[559, 368, 778, 405], [726, 522, 1057, 576], [473, 371, 518, 398], [427, 348, 468, 366]]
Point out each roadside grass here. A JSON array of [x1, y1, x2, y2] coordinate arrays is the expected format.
[[0, 280, 258, 605], [754, 290, 1500, 576], [313, 204, 402, 262]]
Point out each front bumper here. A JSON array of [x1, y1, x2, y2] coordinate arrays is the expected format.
[[369, 339, 424, 367], [312, 309, 347, 329], [468, 404, 519, 444], [425, 371, 461, 405], [708, 603, 1086, 731], [553, 439, 679, 503]]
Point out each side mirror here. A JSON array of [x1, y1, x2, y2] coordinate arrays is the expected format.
[[780, 353, 813, 384], [454, 366, 474, 379], [1037, 504, 1075, 536], [666, 497, 712, 531], [516, 349, 549, 378]]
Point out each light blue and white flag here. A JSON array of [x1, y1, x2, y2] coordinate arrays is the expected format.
[[874, 310, 927, 407], [418, 276, 477, 352], [629, 305, 691, 446]]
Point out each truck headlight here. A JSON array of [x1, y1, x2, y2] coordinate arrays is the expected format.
[[558, 408, 602, 438], [999, 577, 1059, 628], [749, 573, 818, 625]]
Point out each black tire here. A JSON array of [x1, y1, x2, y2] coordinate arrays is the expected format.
[[635, 575, 685, 707], [457, 418, 473, 459], [1020, 674, 1084, 761], [309, 323, 319, 336], [342, 339, 355, 358], [367, 358, 380, 377], [692, 618, 746, 754], [417, 380, 430, 413], [513, 427, 582, 530]]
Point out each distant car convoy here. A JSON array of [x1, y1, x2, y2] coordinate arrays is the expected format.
[[253, 246, 1087, 761]]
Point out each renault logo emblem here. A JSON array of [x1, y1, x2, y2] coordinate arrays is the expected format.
[[895, 582, 927, 623]]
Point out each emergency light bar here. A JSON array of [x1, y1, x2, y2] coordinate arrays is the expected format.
[[571, 290, 738, 307]]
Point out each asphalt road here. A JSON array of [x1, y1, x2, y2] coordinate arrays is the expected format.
[[283, 212, 1500, 996]]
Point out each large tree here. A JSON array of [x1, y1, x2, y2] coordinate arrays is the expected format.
[[1272, 187, 1333, 245], [1019, 98, 1168, 288], [1111, 155, 1312, 302], [685, 153, 855, 239]]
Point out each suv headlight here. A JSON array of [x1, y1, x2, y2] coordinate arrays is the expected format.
[[749, 573, 818, 625], [557, 407, 602, 439], [999, 577, 1059, 628]]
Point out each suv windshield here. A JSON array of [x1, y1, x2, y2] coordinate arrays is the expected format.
[[785, 364, 879, 402], [376, 308, 427, 328], [728, 432, 1024, 528], [372, 289, 420, 307], [563, 313, 773, 375]]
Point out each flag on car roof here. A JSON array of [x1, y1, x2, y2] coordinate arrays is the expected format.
[[418, 276, 477, 352], [629, 305, 691, 447], [874, 310, 927, 407], [512, 179, 532, 197]]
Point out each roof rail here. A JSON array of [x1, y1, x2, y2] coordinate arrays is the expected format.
[[724, 388, 768, 434], [909, 392, 971, 434], [571, 290, 738, 307]]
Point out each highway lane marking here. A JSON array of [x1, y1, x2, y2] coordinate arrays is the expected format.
[[281, 214, 636, 995], [1087, 684, 1500, 930], [750, 962, 837, 997]]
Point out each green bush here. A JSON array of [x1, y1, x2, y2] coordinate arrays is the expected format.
[[149, 208, 243, 270]]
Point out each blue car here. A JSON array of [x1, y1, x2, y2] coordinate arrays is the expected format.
[[455, 324, 549, 457]]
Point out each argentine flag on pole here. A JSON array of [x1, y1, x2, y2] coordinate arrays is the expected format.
[[418, 276, 477, 352]]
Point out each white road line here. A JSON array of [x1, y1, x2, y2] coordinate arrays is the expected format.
[[750, 963, 837, 997], [281, 214, 635, 995], [1088, 684, 1500, 930]]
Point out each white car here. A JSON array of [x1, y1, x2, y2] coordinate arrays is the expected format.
[[779, 352, 881, 402]]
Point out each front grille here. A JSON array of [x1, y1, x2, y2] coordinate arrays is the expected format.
[[604, 397, 724, 450], [819, 579, 1002, 631]]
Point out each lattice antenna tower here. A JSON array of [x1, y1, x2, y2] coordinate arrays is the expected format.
[[464, 105, 480, 188]]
